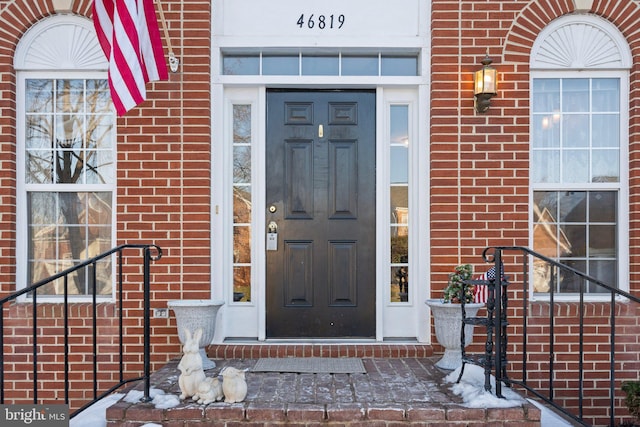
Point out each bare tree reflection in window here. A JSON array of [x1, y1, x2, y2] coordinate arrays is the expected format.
[[26, 79, 114, 296]]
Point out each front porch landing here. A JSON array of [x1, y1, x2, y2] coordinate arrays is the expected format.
[[106, 345, 541, 426]]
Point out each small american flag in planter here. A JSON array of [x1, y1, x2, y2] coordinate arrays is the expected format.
[[473, 266, 495, 303]]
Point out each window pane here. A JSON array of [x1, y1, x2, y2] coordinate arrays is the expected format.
[[562, 149, 588, 183], [263, 55, 298, 75], [233, 186, 252, 223], [342, 55, 378, 76], [86, 150, 114, 184], [589, 225, 615, 257], [26, 114, 53, 149], [56, 79, 84, 113], [592, 149, 619, 182], [88, 114, 114, 149], [559, 191, 585, 222], [26, 80, 53, 112], [302, 55, 339, 75], [532, 114, 560, 148], [592, 114, 619, 147], [223, 55, 259, 75], [381, 56, 417, 76], [562, 114, 589, 147], [589, 191, 616, 222], [532, 79, 559, 112], [588, 260, 616, 292], [391, 186, 408, 223], [233, 146, 251, 183], [391, 266, 409, 302], [563, 224, 586, 256], [390, 147, 408, 183], [86, 79, 112, 113], [26, 150, 53, 184], [562, 79, 589, 112], [592, 78, 619, 112], [391, 226, 408, 260], [233, 225, 251, 263], [531, 150, 560, 183], [233, 266, 251, 302]]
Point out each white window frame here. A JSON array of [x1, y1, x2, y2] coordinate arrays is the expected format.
[[529, 15, 631, 301], [529, 71, 629, 300], [14, 15, 115, 301]]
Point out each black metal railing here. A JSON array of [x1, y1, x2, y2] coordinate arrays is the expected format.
[[0, 243, 162, 418], [469, 246, 640, 427]]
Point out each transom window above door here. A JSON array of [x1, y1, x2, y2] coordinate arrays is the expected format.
[[222, 50, 419, 76]]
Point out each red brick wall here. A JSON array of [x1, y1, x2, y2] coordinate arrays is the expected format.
[[431, 1, 640, 425], [0, 0, 212, 412]]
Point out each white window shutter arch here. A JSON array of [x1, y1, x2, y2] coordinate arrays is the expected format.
[[14, 14, 107, 71], [531, 14, 631, 70]]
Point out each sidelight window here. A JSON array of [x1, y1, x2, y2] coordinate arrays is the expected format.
[[390, 105, 410, 303], [232, 104, 252, 302]]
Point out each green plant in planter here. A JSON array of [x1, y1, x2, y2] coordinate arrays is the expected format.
[[443, 264, 474, 303], [622, 381, 640, 422]]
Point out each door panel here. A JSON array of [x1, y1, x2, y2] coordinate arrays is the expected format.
[[266, 90, 376, 338]]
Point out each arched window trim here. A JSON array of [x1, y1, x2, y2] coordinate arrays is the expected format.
[[531, 14, 632, 70], [14, 14, 107, 71]]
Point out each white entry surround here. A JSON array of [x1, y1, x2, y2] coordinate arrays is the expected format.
[[211, 0, 431, 342]]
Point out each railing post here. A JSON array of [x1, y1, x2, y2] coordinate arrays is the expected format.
[[142, 246, 152, 403], [494, 248, 503, 398]]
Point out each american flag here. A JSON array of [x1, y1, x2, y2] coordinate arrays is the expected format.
[[93, 0, 168, 116], [473, 266, 496, 303]]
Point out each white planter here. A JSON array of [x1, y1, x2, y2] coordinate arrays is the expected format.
[[168, 299, 225, 370], [425, 299, 484, 370]]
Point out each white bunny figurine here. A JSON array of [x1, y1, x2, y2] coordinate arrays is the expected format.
[[195, 376, 224, 404], [220, 366, 248, 403], [177, 327, 206, 400]]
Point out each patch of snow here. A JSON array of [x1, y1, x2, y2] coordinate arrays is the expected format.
[[444, 364, 572, 426], [152, 392, 180, 409], [69, 393, 123, 427], [527, 397, 574, 426], [444, 364, 524, 408], [70, 388, 181, 427]]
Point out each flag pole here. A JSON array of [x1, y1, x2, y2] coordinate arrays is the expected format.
[[155, 0, 179, 72]]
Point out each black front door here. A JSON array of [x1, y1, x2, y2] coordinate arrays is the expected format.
[[266, 90, 376, 338]]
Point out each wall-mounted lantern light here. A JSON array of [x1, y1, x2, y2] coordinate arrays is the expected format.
[[474, 54, 498, 113]]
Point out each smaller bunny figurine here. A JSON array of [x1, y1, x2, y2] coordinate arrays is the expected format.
[[195, 376, 224, 404], [177, 327, 206, 400], [220, 366, 248, 403]]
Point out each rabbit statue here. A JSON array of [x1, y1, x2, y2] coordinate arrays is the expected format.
[[177, 327, 206, 400], [195, 376, 224, 404], [220, 366, 248, 403]]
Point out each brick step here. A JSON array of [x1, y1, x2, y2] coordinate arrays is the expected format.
[[106, 358, 541, 427], [206, 343, 434, 359]]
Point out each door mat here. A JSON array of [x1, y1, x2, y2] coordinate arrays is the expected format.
[[252, 357, 366, 374]]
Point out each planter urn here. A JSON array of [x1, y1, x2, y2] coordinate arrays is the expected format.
[[168, 299, 225, 370], [425, 299, 484, 370]]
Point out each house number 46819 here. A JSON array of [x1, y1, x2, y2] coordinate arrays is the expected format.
[[296, 14, 345, 29]]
